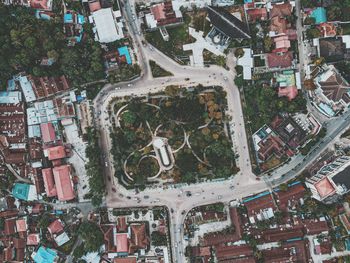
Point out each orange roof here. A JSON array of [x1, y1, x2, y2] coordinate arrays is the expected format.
[[47, 219, 64, 235], [47, 146, 66, 160], [116, 233, 128, 253], [42, 168, 57, 197], [151, 3, 166, 21], [315, 177, 336, 198], [16, 219, 27, 232], [53, 165, 75, 201], [89, 0, 101, 12]]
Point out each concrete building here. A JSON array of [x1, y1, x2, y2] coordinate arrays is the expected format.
[[306, 155, 350, 203], [89, 8, 124, 43]]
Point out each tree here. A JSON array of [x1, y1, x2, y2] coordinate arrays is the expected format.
[[306, 28, 321, 39], [37, 213, 51, 229], [78, 221, 104, 253], [264, 36, 273, 52], [234, 48, 245, 58], [151, 231, 167, 246]]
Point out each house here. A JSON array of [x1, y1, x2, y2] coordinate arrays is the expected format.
[[63, 11, 85, 45], [275, 70, 298, 101], [129, 223, 149, 253], [243, 191, 277, 223], [313, 64, 350, 116], [252, 125, 287, 165], [246, 8, 267, 22], [29, 75, 70, 99], [215, 244, 254, 261], [145, 1, 183, 29], [270, 113, 308, 151], [42, 168, 57, 197], [52, 165, 75, 201], [306, 155, 350, 203], [47, 146, 66, 161], [274, 182, 306, 211], [266, 51, 293, 69], [206, 6, 251, 40], [318, 37, 349, 63], [89, 8, 124, 43], [30, 0, 52, 11], [269, 2, 292, 19], [237, 48, 253, 80], [40, 123, 56, 143]]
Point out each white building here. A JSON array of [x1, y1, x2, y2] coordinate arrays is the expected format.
[[305, 155, 350, 203], [237, 48, 253, 80], [89, 8, 124, 43], [171, 0, 210, 10]]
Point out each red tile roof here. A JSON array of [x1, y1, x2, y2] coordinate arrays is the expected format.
[[129, 224, 149, 253], [42, 168, 57, 197], [270, 2, 292, 18], [4, 218, 16, 236], [47, 219, 64, 235], [266, 51, 293, 68], [116, 233, 128, 253], [247, 8, 267, 22], [113, 257, 137, 263], [215, 244, 254, 261], [243, 193, 277, 219], [275, 183, 306, 211], [53, 165, 75, 201], [40, 123, 56, 143], [303, 219, 329, 235], [27, 233, 40, 246], [47, 145, 66, 160], [261, 225, 304, 242], [117, 216, 127, 232], [15, 219, 27, 232]]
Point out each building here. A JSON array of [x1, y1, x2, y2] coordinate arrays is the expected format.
[[145, 1, 183, 29], [237, 48, 253, 80], [27, 100, 58, 126], [274, 182, 306, 211], [46, 146, 66, 161], [313, 65, 350, 116], [42, 168, 57, 197], [153, 137, 174, 171], [63, 11, 85, 45], [40, 123, 57, 143], [266, 51, 293, 69], [29, 75, 69, 99], [305, 155, 350, 203], [206, 6, 251, 40], [243, 191, 277, 223], [52, 165, 75, 201], [89, 8, 124, 43]]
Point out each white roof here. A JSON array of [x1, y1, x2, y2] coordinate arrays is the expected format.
[[343, 35, 350, 49], [18, 76, 36, 102], [54, 232, 70, 246], [145, 13, 157, 29], [92, 8, 124, 43], [237, 48, 253, 80]]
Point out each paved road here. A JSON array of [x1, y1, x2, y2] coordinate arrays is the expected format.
[[91, 1, 350, 262]]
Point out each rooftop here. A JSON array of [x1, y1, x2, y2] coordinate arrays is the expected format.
[[207, 6, 251, 39]]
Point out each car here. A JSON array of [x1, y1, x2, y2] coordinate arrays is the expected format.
[[126, 196, 131, 199], [218, 195, 222, 200], [127, 84, 132, 87], [105, 161, 108, 167], [112, 188, 116, 193], [194, 192, 200, 196], [154, 198, 160, 202], [186, 191, 192, 197], [170, 208, 174, 213], [107, 176, 111, 181], [144, 195, 149, 199], [224, 77, 228, 81]]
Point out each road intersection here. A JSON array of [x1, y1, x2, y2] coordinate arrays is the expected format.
[[91, 1, 350, 261]]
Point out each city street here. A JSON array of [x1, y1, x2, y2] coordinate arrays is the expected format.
[[91, 1, 350, 262]]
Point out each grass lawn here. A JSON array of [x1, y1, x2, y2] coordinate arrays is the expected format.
[[203, 50, 226, 67], [149, 60, 173, 78], [145, 25, 194, 62]]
